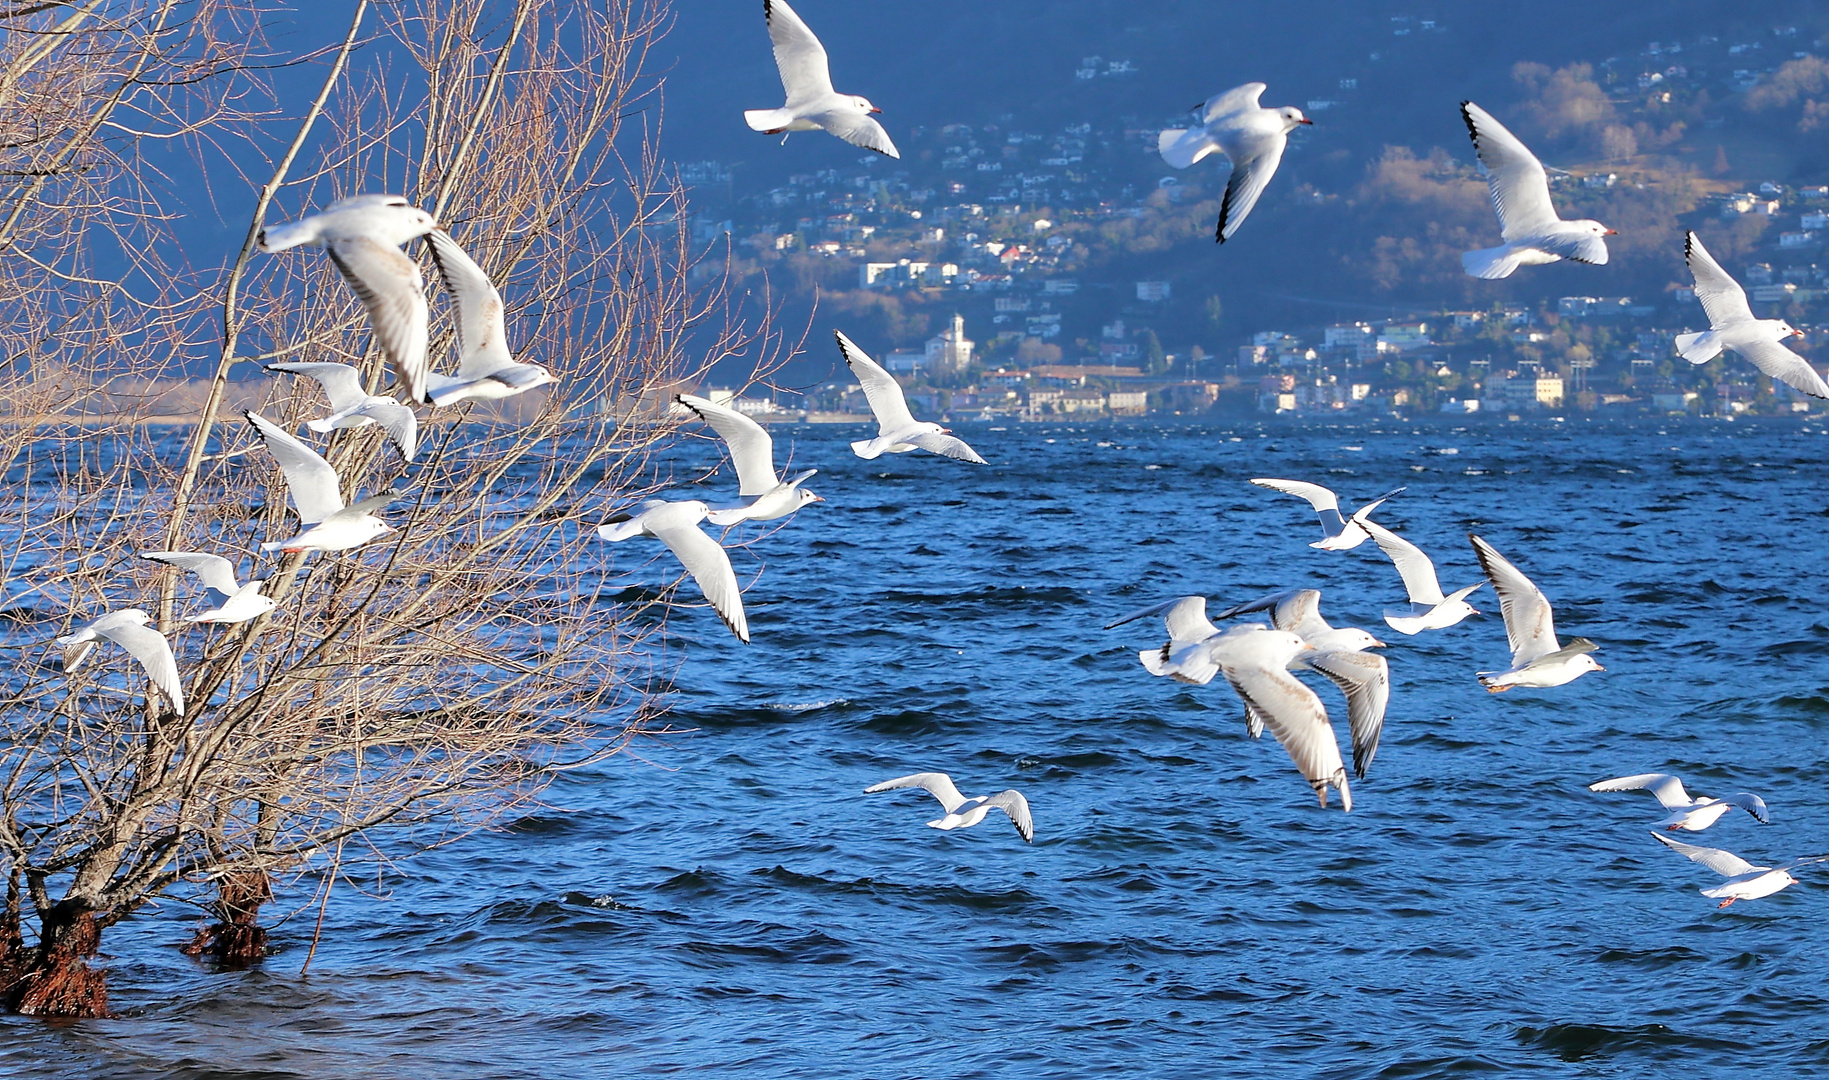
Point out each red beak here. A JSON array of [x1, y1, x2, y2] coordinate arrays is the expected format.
[[1794, 329, 1807, 337], [1297, 118, 1313, 125], [869, 106, 883, 114], [1603, 228, 1618, 236]]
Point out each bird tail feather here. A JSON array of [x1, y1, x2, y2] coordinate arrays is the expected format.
[[1461, 245, 1523, 280], [745, 108, 793, 133], [850, 437, 886, 459], [1674, 330, 1721, 364]]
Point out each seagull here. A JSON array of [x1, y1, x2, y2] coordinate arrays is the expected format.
[[744, 0, 898, 158], [1213, 589, 1390, 780], [1589, 774, 1769, 832], [267, 362, 418, 463], [1468, 535, 1601, 691], [834, 331, 985, 463], [864, 772, 1032, 842], [675, 393, 821, 525], [1105, 593, 1245, 686], [1362, 520, 1482, 635], [1157, 82, 1311, 243], [597, 499, 748, 643], [245, 411, 405, 554], [1248, 478, 1403, 550], [423, 229, 557, 407], [1458, 101, 1614, 279], [1676, 230, 1828, 399], [1650, 832, 1828, 909], [257, 194, 439, 403], [140, 551, 277, 624], [56, 609, 184, 713]]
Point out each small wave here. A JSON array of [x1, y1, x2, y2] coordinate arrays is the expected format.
[[766, 698, 851, 713], [1514, 1021, 1743, 1061]]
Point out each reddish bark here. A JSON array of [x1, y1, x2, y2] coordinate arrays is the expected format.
[[0, 870, 24, 1000], [6, 901, 109, 1018], [180, 871, 271, 969]]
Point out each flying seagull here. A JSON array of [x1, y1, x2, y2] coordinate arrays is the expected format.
[[675, 393, 821, 525], [56, 609, 184, 713], [1362, 520, 1481, 635], [597, 499, 749, 643], [864, 772, 1033, 842], [1589, 773, 1769, 832], [1676, 230, 1828, 398], [1248, 478, 1403, 550], [422, 229, 556, 407], [744, 0, 898, 158], [1651, 832, 1828, 909], [245, 411, 406, 553], [1468, 534, 1601, 691], [140, 551, 277, 624], [267, 361, 417, 463], [835, 331, 986, 463], [258, 194, 439, 403], [1458, 101, 1614, 279], [1157, 82, 1311, 243]]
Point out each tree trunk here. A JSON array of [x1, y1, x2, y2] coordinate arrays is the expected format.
[[5, 899, 108, 1018], [180, 870, 271, 969], [0, 869, 24, 1001]]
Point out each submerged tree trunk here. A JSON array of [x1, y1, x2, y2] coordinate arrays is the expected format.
[[181, 871, 271, 968], [5, 900, 109, 1018], [0, 870, 24, 1001]]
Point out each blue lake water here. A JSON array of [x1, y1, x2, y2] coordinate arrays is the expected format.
[[6, 417, 1829, 1078]]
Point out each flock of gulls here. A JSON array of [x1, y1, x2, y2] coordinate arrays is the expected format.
[[52, 1, 1824, 911]]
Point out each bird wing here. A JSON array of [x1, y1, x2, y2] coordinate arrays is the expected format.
[[1214, 131, 1286, 242], [678, 393, 780, 496], [834, 330, 916, 434], [648, 518, 749, 643], [1534, 227, 1611, 266], [984, 790, 1034, 842], [810, 109, 899, 158], [762, 0, 834, 106], [96, 620, 184, 713], [1734, 338, 1829, 399], [1349, 486, 1406, 524], [1717, 792, 1770, 824], [425, 228, 515, 380], [1249, 477, 1339, 514], [905, 429, 987, 464], [1213, 588, 1327, 637], [1588, 773, 1692, 809], [1201, 81, 1267, 125], [1460, 101, 1560, 240], [244, 411, 345, 523], [324, 235, 430, 404], [140, 550, 242, 596], [1652, 831, 1759, 878], [348, 400, 419, 463], [1304, 649, 1389, 780], [1361, 520, 1447, 606], [1104, 594, 1215, 638], [267, 361, 370, 413], [865, 771, 967, 814], [1223, 663, 1347, 800], [1468, 534, 1559, 664], [1684, 231, 1754, 328]]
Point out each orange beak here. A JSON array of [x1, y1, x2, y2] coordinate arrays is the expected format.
[[869, 106, 883, 114], [1793, 329, 1806, 338], [1297, 118, 1313, 125], [1603, 228, 1618, 236]]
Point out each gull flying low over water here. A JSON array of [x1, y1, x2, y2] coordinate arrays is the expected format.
[[675, 393, 821, 525], [1362, 520, 1482, 635], [1157, 82, 1310, 243], [597, 499, 749, 643], [1590, 773, 1769, 832], [245, 411, 406, 554], [140, 551, 276, 624], [1468, 534, 1601, 691], [423, 229, 556, 407], [1248, 478, 1403, 550], [864, 772, 1033, 842], [258, 195, 438, 404], [1458, 101, 1614, 279], [834, 331, 986, 464], [267, 362, 417, 463], [744, 0, 898, 158], [1676, 230, 1829, 399], [56, 609, 184, 714], [1651, 832, 1827, 909]]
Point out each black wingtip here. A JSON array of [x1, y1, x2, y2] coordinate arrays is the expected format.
[[1459, 100, 1481, 149]]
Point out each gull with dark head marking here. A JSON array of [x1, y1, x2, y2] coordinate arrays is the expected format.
[[267, 362, 417, 463], [258, 194, 439, 403], [1249, 478, 1403, 550], [835, 331, 985, 464], [745, 0, 897, 158], [597, 500, 748, 643], [423, 229, 556, 407], [1459, 101, 1614, 279], [56, 609, 184, 713], [1677, 230, 1828, 399], [1651, 832, 1827, 909], [675, 393, 821, 525], [245, 411, 405, 554], [1157, 82, 1310, 243], [1362, 520, 1481, 635], [1468, 534, 1600, 691], [140, 551, 276, 624], [1590, 773, 1768, 832], [864, 772, 1032, 842]]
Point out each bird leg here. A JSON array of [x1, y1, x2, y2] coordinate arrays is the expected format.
[[1485, 685, 1510, 693], [1717, 897, 1735, 909]]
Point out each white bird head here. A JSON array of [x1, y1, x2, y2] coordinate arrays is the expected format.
[[852, 95, 882, 115], [1777, 320, 1804, 338], [353, 519, 395, 545], [794, 488, 824, 509], [1576, 219, 1617, 237], [1336, 628, 1386, 652], [1573, 654, 1605, 674], [1278, 107, 1312, 130]]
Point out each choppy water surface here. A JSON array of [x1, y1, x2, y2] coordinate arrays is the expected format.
[[7, 418, 1829, 1079]]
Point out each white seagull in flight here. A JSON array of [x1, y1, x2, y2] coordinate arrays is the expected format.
[[1362, 520, 1482, 635], [675, 393, 821, 525], [597, 499, 749, 643], [865, 772, 1033, 842], [1676, 230, 1828, 399], [267, 361, 418, 463], [423, 229, 557, 407], [245, 411, 405, 554], [1248, 478, 1403, 550], [1158, 82, 1311, 243], [744, 0, 898, 158], [1459, 101, 1614, 279], [835, 331, 985, 464], [57, 609, 185, 714], [140, 551, 277, 624], [1589, 773, 1769, 832], [1468, 534, 1602, 691], [1651, 832, 1828, 909]]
